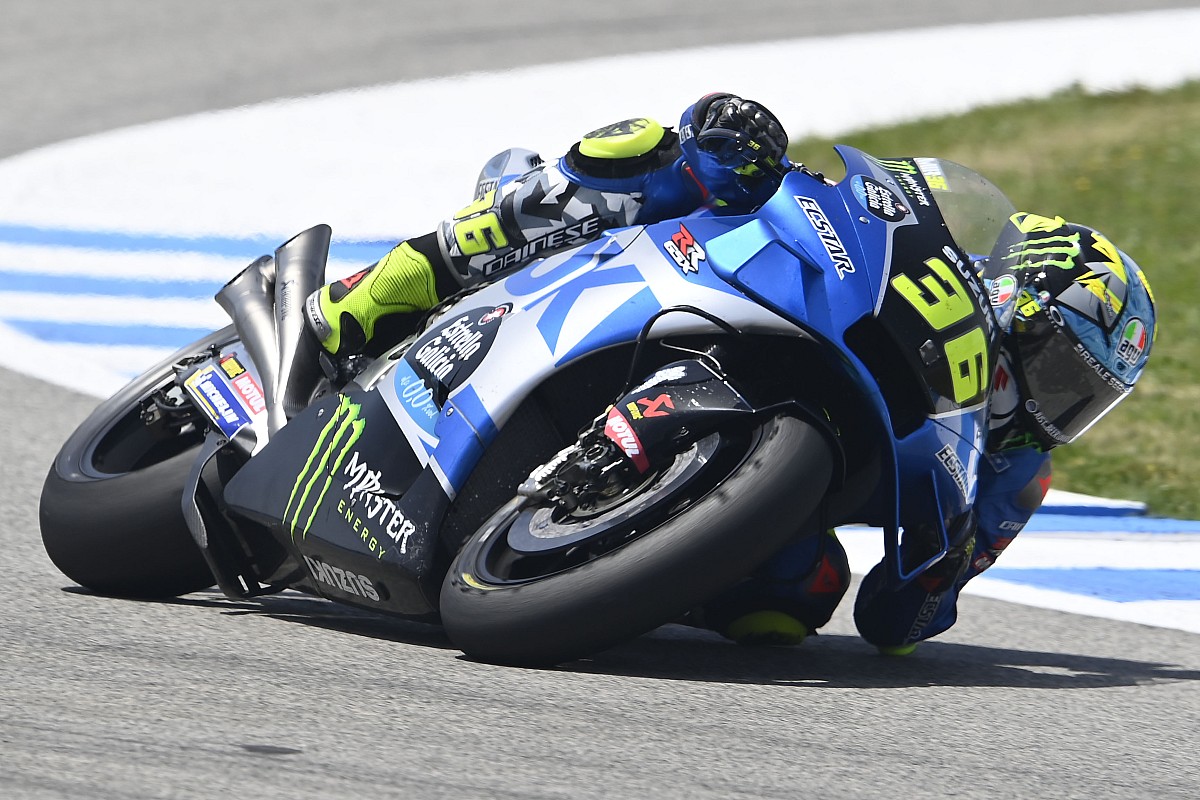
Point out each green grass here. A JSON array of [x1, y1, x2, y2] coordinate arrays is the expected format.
[[788, 81, 1200, 518]]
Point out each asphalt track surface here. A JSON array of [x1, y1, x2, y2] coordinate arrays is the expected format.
[[3, 2, 1199, 798]]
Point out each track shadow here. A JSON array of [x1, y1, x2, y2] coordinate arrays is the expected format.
[[550, 624, 1200, 690], [61, 586, 1200, 686], [61, 585, 455, 649]]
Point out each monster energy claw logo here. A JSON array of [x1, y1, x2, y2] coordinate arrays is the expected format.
[[584, 118, 651, 139], [1003, 232, 1081, 272], [1002, 213, 1079, 272], [285, 395, 365, 539]]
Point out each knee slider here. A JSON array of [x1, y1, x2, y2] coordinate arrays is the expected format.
[[566, 117, 679, 179]]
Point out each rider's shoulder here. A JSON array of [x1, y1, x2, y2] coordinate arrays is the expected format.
[[565, 116, 680, 179]]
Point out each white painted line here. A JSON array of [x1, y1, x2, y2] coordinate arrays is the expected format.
[[0, 9, 1197, 240], [838, 528, 1200, 634], [0, 242, 250, 281], [0, 321, 172, 391], [0, 292, 227, 327], [965, 581, 1200, 634]]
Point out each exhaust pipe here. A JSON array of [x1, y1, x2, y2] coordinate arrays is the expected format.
[[216, 254, 281, 431], [272, 224, 332, 431], [214, 225, 332, 436]]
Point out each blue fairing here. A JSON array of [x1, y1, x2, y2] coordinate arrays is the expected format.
[[703, 147, 994, 582], [409, 146, 1001, 587]]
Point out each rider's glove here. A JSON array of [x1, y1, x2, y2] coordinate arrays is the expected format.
[[692, 93, 788, 175]]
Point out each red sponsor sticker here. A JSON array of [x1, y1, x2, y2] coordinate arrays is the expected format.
[[231, 372, 266, 415], [603, 407, 650, 472], [636, 393, 674, 418], [340, 270, 369, 291]]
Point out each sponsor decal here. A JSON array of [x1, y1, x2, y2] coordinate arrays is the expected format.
[[915, 157, 949, 191], [971, 534, 1015, 573], [404, 306, 504, 405], [583, 117, 656, 140], [625, 393, 674, 420], [219, 355, 246, 379], [303, 555, 381, 602], [905, 593, 942, 641], [895, 173, 931, 207], [989, 274, 1017, 306], [871, 157, 918, 174], [184, 366, 251, 437], [340, 269, 369, 291], [794, 196, 855, 279], [851, 175, 908, 222], [1073, 342, 1129, 394], [935, 444, 970, 499], [478, 303, 512, 325], [603, 407, 650, 472], [663, 223, 706, 274], [478, 215, 602, 275], [942, 245, 996, 337], [396, 365, 438, 436], [988, 353, 1019, 432], [1116, 317, 1147, 368], [867, 156, 932, 207], [341, 450, 417, 553], [1024, 399, 1070, 444], [231, 371, 266, 415], [277, 278, 297, 318], [285, 395, 365, 539], [972, 552, 995, 572], [414, 317, 482, 381]]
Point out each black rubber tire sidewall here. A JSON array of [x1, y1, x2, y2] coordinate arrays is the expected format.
[[41, 450, 213, 598], [439, 414, 834, 666], [39, 327, 236, 598]]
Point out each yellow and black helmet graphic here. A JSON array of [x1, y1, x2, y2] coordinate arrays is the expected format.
[[1004, 212, 1129, 332]]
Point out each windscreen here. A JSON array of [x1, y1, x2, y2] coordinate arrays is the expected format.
[[911, 157, 1017, 258]]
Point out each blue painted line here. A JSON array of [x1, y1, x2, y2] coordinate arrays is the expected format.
[[986, 568, 1200, 602], [0, 270, 218, 299], [1038, 503, 1144, 518], [0, 223, 394, 264], [1024, 514, 1200, 534], [7, 319, 212, 348]]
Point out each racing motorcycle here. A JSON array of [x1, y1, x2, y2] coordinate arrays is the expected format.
[[40, 146, 1021, 666]]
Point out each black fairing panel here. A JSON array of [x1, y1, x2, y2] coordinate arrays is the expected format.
[[223, 387, 445, 616]]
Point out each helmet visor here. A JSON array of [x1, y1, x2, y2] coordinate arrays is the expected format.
[[1012, 310, 1132, 445]]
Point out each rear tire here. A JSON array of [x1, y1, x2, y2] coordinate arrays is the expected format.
[[440, 414, 833, 666], [40, 327, 236, 598]]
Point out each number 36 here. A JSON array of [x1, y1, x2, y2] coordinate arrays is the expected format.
[[891, 256, 989, 405]]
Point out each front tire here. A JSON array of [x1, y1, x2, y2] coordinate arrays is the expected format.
[[40, 327, 237, 598], [440, 414, 834, 666]]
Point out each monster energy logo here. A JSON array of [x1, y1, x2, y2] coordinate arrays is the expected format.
[[1002, 213, 1080, 272], [285, 395, 365, 539], [868, 156, 918, 174], [1003, 232, 1081, 272]]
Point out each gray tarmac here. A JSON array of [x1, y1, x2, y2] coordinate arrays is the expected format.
[[2, 2, 1198, 798]]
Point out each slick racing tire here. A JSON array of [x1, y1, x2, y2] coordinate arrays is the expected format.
[[40, 326, 238, 598], [440, 414, 833, 666]]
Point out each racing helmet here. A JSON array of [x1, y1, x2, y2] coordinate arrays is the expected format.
[[984, 212, 1157, 450]]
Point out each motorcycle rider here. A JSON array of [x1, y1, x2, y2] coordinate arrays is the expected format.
[[304, 93, 1158, 654]]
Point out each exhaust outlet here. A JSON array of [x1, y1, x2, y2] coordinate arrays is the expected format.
[[215, 254, 281, 429], [272, 224, 332, 431]]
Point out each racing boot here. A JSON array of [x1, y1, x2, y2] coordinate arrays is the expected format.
[[705, 529, 851, 646], [306, 239, 443, 358]]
